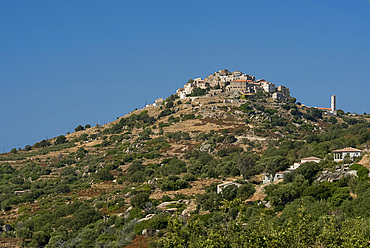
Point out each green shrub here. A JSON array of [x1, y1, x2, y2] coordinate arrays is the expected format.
[[55, 135, 67, 145], [350, 164, 369, 181], [130, 192, 151, 209], [75, 125, 85, 132]]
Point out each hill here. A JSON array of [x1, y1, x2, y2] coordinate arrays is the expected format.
[[0, 70, 370, 247]]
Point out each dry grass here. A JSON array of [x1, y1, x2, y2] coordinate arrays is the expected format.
[[150, 178, 222, 200], [125, 236, 149, 248], [0, 238, 21, 248], [359, 154, 370, 169]]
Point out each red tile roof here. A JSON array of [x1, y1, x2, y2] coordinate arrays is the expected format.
[[301, 156, 321, 161], [317, 107, 332, 111], [332, 147, 362, 153]]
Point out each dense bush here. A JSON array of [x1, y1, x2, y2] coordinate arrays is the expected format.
[[55, 135, 67, 145], [130, 192, 151, 209]]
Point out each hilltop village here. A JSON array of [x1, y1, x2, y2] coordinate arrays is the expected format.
[[178, 69, 290, 100], [147, 69, 291, 109], [148, 69, 339, 118]]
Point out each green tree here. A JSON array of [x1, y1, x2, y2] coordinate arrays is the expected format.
[[328, 116, 337, 124], [237, 183, 255, 199], [259, 155, 289, 178], [294, 162, 321, 183], [76, 147, 87, 159], [55, 135, 67, 145], [265, 183, 299, 207], [29, 231, 49, 247], [75, 125, 85, 132], [34, 140, 51, 148], [237, 153, 260, 179], [96, 169, 114, 181], [70, 203, 102, 231], [221, 184, 238, 201], [130, 192, 151, 209]]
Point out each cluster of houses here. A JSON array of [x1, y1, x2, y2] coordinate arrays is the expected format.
[[145, 69, 291, 108], [263, 147, 363, 184], [218, 147, 363, 190], [176, 69, 291, 100]]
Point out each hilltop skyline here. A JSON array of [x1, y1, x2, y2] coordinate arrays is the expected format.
[[1, 0, 370, 152]]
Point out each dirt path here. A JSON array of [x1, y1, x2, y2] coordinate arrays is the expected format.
[[246, 179, 283, 202]]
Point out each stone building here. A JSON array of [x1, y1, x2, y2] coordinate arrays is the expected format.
[[272, 92, 286, 101], [277, 85, 290, 97], [261, 81, 276, 93]]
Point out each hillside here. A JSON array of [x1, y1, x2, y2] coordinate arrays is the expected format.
[[0, 71, 370, 247]]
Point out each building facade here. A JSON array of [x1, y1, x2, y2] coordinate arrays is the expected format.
[[261, 81, 276, 93], [278, 85, 290, 97], [333, 147, 362, 162]]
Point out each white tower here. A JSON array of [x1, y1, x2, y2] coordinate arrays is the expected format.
[[331, 95, 336, 113]]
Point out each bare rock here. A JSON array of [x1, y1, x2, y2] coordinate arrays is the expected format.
[[315, 165, 357, 182]]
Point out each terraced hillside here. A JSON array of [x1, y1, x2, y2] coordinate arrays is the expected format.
[[0, 89, 369, 247]]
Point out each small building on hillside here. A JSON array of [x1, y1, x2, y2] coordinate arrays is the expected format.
[[301, 156, 322, 164], [263, 171, 290, 184], [261, 81, 276, 93], [333, 147, 362, 162], [272, 92, 287, 101], [217, 182, 242, 194], [226, 80, 249, 93], [176, 88, 186, 99], [290, 156, 322, 170], [277, 85, 290, 97], [193, 78, 209, 89], [155, 98, 164, 106], [184, 83, 194, 95]]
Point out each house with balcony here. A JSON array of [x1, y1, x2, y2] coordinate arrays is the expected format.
[[333, 147, 362, 162]]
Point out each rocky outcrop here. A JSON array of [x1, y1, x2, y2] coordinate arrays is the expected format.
[[156, 199, 190, 209], [199, 143, 214, 153], [315, 165, 357, 182]]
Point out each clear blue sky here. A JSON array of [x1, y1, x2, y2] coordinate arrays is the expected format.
[[1, 1, 369, 152]]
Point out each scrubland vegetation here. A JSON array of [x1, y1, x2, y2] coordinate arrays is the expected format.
[[0, 92, 369, 247]]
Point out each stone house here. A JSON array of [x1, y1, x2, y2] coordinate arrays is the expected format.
[[176, 88, 186, 99], [226, 80, 248, 92], [184, 83, 194, 95], [193, 78, 209, 89], [155, 98, 164, 106], [272, 92, 286, 101], [277, 85, 290, 97], [261, 81, 276, 93]]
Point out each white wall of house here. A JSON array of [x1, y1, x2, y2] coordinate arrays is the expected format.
[[263, 172, 286, 184], [289, 163, 301, 170], [333, 151, 361, 162], [261, 82, 276, 93], [217, 182, 242, 194], [184, 84, 193, 95]]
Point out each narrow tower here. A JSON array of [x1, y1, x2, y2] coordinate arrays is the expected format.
[[331, 95, 336, 113]]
